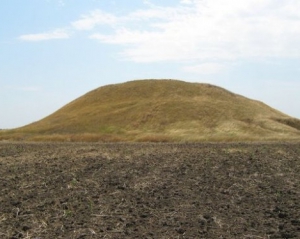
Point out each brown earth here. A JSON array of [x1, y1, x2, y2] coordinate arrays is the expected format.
[[0, 142, 300, 238]]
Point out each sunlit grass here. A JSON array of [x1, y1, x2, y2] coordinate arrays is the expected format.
[[1, 79, 300, 142]]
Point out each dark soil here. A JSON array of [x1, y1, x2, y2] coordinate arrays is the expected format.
[[0, 142, 300, 239]]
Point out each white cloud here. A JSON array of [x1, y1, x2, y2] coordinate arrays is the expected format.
[[183, 63, 227, 74], [127, 6, 182, 21], [71, 10, 117, 30], [19, 29, 69, 41], [87, 0, 300, 62], [180, 0, 193, 4], [19, 0, 300, 61]]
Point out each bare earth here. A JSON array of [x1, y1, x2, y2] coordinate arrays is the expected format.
[[0, 142, 299, 239]]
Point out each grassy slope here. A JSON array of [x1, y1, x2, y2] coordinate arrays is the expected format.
[[1, 79, 300, 142]]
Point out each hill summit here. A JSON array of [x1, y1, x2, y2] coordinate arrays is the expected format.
[[2, 79, 300, 142]]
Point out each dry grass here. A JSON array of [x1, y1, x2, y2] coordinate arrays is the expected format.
[[1, 79, 300, 142], [28, 133, 123, 142]]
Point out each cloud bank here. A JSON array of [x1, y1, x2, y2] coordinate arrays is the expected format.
[[84, 0, 300, 63], [19, 0, 300, 64]]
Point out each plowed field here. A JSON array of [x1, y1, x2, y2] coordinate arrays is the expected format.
[[0, 142, 300, 238]]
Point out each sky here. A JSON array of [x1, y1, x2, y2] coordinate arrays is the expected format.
[[1, 0, 300, 129]]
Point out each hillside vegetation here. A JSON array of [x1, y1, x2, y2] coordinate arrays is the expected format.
[[1, 79, 300, 142]]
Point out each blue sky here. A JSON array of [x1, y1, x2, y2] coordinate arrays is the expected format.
[[1, 0, 300, 129]]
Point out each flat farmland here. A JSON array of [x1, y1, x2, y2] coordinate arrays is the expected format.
[[0, 142, 300, 239]]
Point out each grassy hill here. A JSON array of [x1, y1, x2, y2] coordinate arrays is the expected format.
[[1, 79, 300, 142]]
